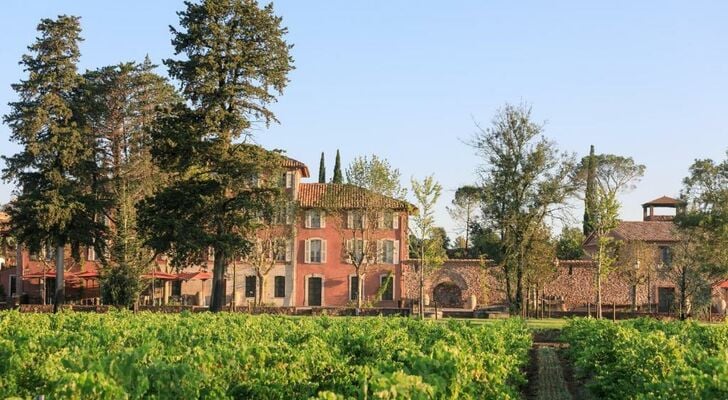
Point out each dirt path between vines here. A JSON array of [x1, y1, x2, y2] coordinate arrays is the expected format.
[[523, 330, 591, 400]]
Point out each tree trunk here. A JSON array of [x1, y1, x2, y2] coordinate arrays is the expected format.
[[596, 260, 603, 319], [680, 266, 687, 320], [418, 263, 425, 319], [209, 247, 227, 312], [53, 243, 65, 313], [356, 269, 363, 315], [630, 284, 636, 312], [257, 272, 265, 307]]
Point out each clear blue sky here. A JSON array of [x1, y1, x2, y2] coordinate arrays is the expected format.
[[2, 1, 727, 237]]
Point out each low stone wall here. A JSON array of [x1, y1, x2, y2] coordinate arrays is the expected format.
[[402, 260, 677, 311]]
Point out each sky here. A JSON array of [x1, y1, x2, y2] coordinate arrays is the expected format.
[[1, 1, 727, 238]]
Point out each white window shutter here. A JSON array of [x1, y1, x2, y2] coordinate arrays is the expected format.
[[285, 206, 292, 225], [362, 213, 368, 228], [393, 213, 399, 229], [362, 240, 369, 263], [347, 211, 353, 229], [285, 239, 292, 262], [378, 212, 384, 229], [321, 240, 327, 263], [320, 211, 326, 228], [304, 240, 311, 263], [345, 239, 352, 263], [285, 172, 293, 188], [305, 211, 311, 228], [393, 240, 400, 264]]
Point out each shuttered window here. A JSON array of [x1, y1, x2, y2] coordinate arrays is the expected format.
[[349, 276, 359, 301], [305, 239, 326, 263]]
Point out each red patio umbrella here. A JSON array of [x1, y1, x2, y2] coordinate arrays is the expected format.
[[177, 270, 212, 281], [141, 271, 178, 280]]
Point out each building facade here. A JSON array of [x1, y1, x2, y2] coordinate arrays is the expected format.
[[1, 156, 414, 308]]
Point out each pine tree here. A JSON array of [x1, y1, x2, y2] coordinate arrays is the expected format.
[[332, 149, 343, 184], [318, 152, 326, 183], [2, 16, 106, 312], [80, 59, 179, 306], [583, 145, 597, 236], [138, 0, 294, 312]]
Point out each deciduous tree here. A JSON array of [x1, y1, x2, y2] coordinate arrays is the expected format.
[[409, 176, 445, 318], [470, 103, 576, 314]]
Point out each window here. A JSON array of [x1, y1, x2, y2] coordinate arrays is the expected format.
[[659, 246, 672, 266], [348, 211, 365, 229], [9, 275, 17, 297], [381, 240, 395, 264], [347, 239, 365, 264], [171, 280, 182, 297], [273, 206, 291, 225], [273, 239, 289, 262], [87, 246, 96, 262], [380, 211, 394, 229], [245, 276, 257, 298], [207, 247, 215, 261], [349, 276, 359, 301], [305, 210, 325, 228], [380, 275, 394, 301], [285, 171, 294, 188], [274, 276, 285, 298], [305, 239, 325, 263]]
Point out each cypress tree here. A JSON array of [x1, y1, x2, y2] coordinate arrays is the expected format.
[[332, 149, 343, 184], [583, 145, 597, 236], [138, 0, 294, 312], [318, 152, 326, 183], [2, 16, 106, 312]]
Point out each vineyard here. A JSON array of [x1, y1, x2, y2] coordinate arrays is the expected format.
[[563, 318, 728, 399], [0, 311, 530, 399]]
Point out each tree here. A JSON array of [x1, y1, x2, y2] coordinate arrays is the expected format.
[[617, 240, 658, 311], [523, 225, 558, 316], [323, 156, 407, 312], [447, 185, 481, 256], [672, 153, 728, 319], [583, 145, 597, 236], [346, 155, 407, 199], [409, 176, 446, 318], [556, 226, 585, 260], [470, 103, 577, 314], [2, 16, 106, 312], [578, 151, 646, 318], [244, 194, 295, 306], [332, 149, 343, 184], [318, 152, 326, 183], [138, 0, 293, 312], [80, 59, 179, 307]]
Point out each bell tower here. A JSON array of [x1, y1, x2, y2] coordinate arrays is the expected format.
[[642, 196, 684, 221]]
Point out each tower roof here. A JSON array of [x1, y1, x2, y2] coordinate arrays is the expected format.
[[641, 196, 684, 207]]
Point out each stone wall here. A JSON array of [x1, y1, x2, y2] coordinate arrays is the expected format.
[[402, 259, 678, 310]]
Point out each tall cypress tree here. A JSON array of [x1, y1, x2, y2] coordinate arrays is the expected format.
[[583, 145, 597, 236], [318, 152, 326, 183], [138, 0, 294, 312], [332, 149, 343, 184], [2, 16, 106, 312]]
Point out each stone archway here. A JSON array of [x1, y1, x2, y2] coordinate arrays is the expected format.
[[433, 282, 463, 308]]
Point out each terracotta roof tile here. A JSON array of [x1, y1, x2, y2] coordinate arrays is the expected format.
[[298, 183, 414, 211], [282, 156, 310, 178], [642, 196, 684, 207], [585, 220, 679, 246]]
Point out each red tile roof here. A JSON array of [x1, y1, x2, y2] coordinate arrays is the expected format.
[[298, 183, 414, 211], [642, 196, 683, 207], [585, 220, 679, 246], [282, 156, 310, 177]]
